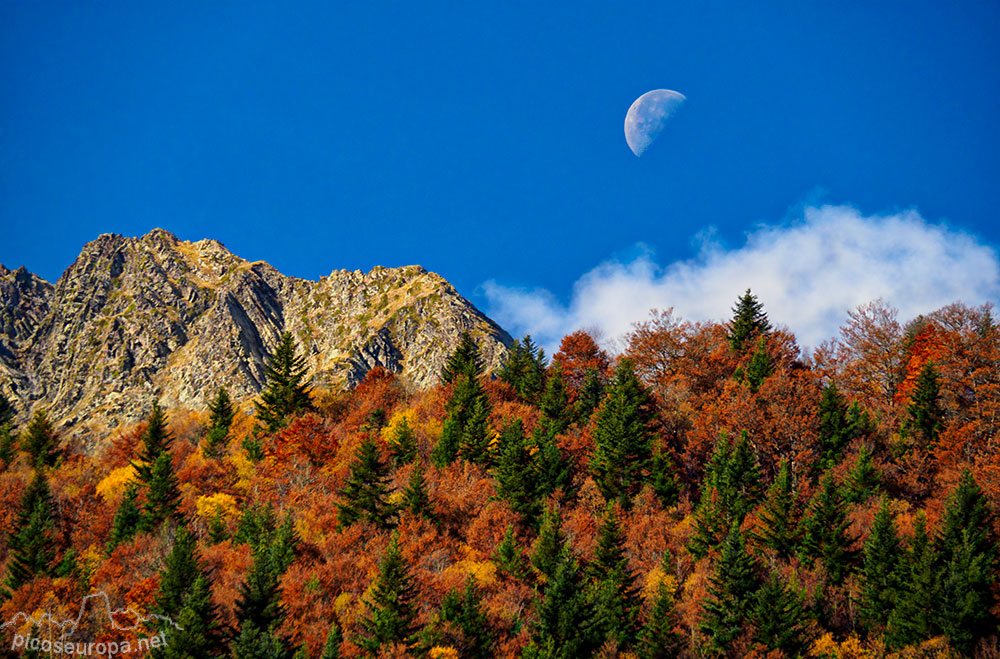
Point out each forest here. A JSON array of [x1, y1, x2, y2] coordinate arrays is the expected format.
[[1, 291, 999, 658]]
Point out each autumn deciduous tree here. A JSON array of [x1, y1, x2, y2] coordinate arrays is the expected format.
[[552, 330, 610, 397], [256, 331, 313, 433]]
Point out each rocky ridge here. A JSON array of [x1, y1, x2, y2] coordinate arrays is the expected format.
[[0, 229, 512, 440]]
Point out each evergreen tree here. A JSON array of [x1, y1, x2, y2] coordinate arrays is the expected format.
[[458, 395, 492, 465], [387, 416, 418, 465], [0, 390, 17, 466], [203, 387, 234, 457], [574, 367, 605, 424], [587, 506, 641, 651], [728, 289, 771, 352], [356, 533, 419, 654], [4, 471, 58, 593], [154, 573, 225, 659], [532, 424, 572, 501], [636, 559, 682, 659], [234, 503, 278, 551], [155, 526, 204, 619], [648, 446, 680, 507], [440, 332, 484, 384], [231, 539, 292, 658], [0, 389, 13, 428], [885, 512, 936, 648], [531, 503, 566, 580], [140, 450, 183, 532], [498, 335, 548, 402], [493, 525, 528, 579], [255, 331, 313, 433], [737, 336, 773, 392], [798, 472, 855, 583], [934, 469, 997, 652], [106, 482, 142, 553], [753, 459, 801, 560], [135, 401, 173, 480], [433, 374, 490, 466], [699, 523, 759, 655], [844, 444, 882, 504], [749, 572, 809, 656], [336, 436, 394, 529], [901, 362, 944, 449], [321, 621, 343, 659], [524, 547, 598, 659], [439, 577, 494, 659], [817, 383, 851, 469], [401, 462, 435, 521], [21, 409, 58, 468], [857, 497, 902, 631], [492, 419, 539, 522], [538, 364, 572, 435], [589, 358, 654, 507]]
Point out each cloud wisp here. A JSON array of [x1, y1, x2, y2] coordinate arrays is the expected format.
[[482, 205, 1000, 352]]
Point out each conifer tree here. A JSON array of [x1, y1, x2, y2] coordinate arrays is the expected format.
[[737, 336, 773, 392], [636, 557, 682, 659], [587, 506, 642, 651], [798, 472, 855, 583], [387, 416, 418, 465], [493, 525, 527, 579], [356, 533, 419, 654], [433, 373, 490, 466], [901, 362, 944, 449], [135, 401, 173, 480], [858, 497, 902, 631], [106, 482, 142, 553], [817, 382, 851, 469], [749, 572, 809, 656], [336, 436, 394, 529], [699, 523, 759, 655], [4, 471, 58, 593], [728, 289, 771, 352], [532, 424, 572, 501], [140, 450, 183, 532], [753, 459, 801, 560], [203, 387, 235, 457], [844, 444, 882, 504], [255, 331, 313, 433], [538, 364, 572, 435], [231, 537, 292, 659], [22, 409, 58, 468], [499, 335, 548, 402], [492, 419, 539, 522], [401, 462, 435, 521], [0, 390, 17, 466], [524, 547, 598, 659], [440, 332, 484, 384], [590, 358, 654, 507], [0, 390, 13, 429], [155, 526, 204, 619], [440, 577, 494, 659], [649, 446, 680, 507], [574, 367, 605, 424], [885, 512, 936, 648], [155, 573, 225, 659], [531, 503, 566, 580], [459, 395, 492, 465], [321, 621, 343, 659]]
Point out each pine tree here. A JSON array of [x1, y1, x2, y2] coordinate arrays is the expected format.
[[753, 459, 801, 560], [134, 401, 173, 480], [538, 364, 572, 436], [155, 526, 204, 619], [440, 332, 484, 384], [885, 512, 936, 648], [231, 539, 291, 658], [728, 289, 771, 353], [321, 621, 343, 659], [106, 482, 142, 553], [699, 523, 759, 655], [531, 503, 565, 580], [636, 559, 682, 659], [493, 525, 527, 579], [492, 419, 540, 522], [798, 472, 855, 584], [934, 469, 997, 652], [203, 387, 234, 457], [499, 335, 548, 403], [590, 358, 654, 507], [574, 367, 605, 424], [844, 444, 882, 504], [4, 471, 58, 593], [356, 533, 419, 654], [255, 331, 313, 433], [817, 383, 851, 469], [587, 506, 641, 651], [857, 497, 902, 631], [21, 410, 58, 468], [336, 436, 394, 529], [433, 374, 490, 466], [154, 573, 226, 659], [532, 424, 572, 501], [140, 450, 182, 532], [901, 362, 944, 449], [387, 416, 418, 466], [459, 395, 492, 465], [525, 546, 598, 659], [402, 462, 435, 521], [749, 572, 809, 656], [439, 577, 494, 659]]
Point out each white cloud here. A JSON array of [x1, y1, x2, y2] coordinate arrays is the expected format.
[[481, 205, 1000, 352]]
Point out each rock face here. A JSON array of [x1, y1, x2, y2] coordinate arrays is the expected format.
[[0, 229, 512, 439]]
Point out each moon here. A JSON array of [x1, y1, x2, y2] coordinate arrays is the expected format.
[[624, 89, 686, 157]]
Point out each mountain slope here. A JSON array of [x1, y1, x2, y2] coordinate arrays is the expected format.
[[0, 229, 511, 437]]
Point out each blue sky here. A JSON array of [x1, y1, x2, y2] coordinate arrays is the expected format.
[[2, 1, 999, 347]]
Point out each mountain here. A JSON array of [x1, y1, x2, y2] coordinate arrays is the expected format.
[[0, 229, 512, 441]]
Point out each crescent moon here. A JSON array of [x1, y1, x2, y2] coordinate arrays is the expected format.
[[624, 89, 686, 157]]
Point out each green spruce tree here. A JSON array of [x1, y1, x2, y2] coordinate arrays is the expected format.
[[728, 289, 771, 353], [387, 416, 418, 466], [531, 503, 566, 580], [524, 546, 598, 659], [135, 401, 173, 480], [538, 364, 572, 436], [636, 555, 682, 659], [901, 362, 944, 449], [439, 577, 494, 659], [321, 620, 343, 659], [440, 332, 484, 384], [21, 410, 59, 468], [492, 419, 540, 523], [433, 373, 490, 466], [699, 523, 760, 655], [749, 572, 809, 656], [885, 512, 936, 648], [106, 482, 142, 553], [493, 525, 528, 579], [498, 335, 548, 403], [356, 533, 420, 654], [336, 436, 394, 529], [139, 450, 183, 532], [587, 506, 642, 651], [857, 497, 902, 631], [574, 368, 605, 424], [4, 471, 58, 593], [753, 459, 801, 560], [844, 444, 882, 504], [255, 331, 313, 433], [798, 472, 855, 584], [203, 387, 235, 457], [401, 462, 435, 521]]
